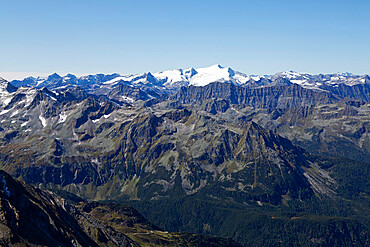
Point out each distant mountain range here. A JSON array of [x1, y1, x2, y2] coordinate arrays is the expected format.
[[8, 64, 370, 100]]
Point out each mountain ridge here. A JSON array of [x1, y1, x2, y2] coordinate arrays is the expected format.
[[7, 65, 370, 95]]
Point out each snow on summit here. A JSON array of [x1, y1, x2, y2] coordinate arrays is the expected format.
[[4, 65, 369, 94], [154, 67, 195, 84], [154, 64, 250, 87], [190, 64, 234, 86]]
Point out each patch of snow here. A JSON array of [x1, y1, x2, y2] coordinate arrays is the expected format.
[[154, 68, 192, 84], [39, 114, 47, 127], [54, 85, 69, 89], [103, 76, 126, 85], [290, 79, 306, 85], [331, 76, 340, 81], [281, 71, 301, 79], [0, 109, 11, 115], [156, 69, 181, 81], [35, 78, 46, 86], [58, 112, 67, 123], [251, 76, 262, 81], [3, 97, 12, 105], [122, 96, 134, 103], [24, 91, 35, 106], [49, 95, 57, 101], [234, 73, 251, 84], [10, 110, 19, 117]]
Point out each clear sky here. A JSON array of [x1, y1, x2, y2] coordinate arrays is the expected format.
[[1, 0, 369, 80]]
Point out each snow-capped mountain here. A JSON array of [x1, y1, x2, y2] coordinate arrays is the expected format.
[[8, 64, 249, 91], [271, 71, 370, 90], [97, 64, 250, 91], [4, 65, 370, 101], [153, 64, 250, 88]]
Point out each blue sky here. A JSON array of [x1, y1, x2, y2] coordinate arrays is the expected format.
[[1, 0, 369, 79]]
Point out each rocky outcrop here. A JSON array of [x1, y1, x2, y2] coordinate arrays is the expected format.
[[323, 83, 370, 102], [171, 82, 339, 108], [0, 170, 132, 246], [107, 83, 151, 104], [0, 78, 17, 93]]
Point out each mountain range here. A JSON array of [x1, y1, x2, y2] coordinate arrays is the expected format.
[[0, 65, 369, 246], [9, 64, 370, 100]]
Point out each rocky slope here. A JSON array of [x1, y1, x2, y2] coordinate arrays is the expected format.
[[0, 170, 132, 246], [170, 82, 340, 108]]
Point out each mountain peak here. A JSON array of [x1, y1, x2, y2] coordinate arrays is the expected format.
[[47, 73, 62, 80], [184, 67, 197, 77], [210, 64, 223, 69], [337, 72, 353, 76], [65, 73, 77, 78], [0, 77, 17, 93], [281, 70, 300, 76]]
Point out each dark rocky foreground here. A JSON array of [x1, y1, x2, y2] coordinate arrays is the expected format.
[[0, 170, 241, 246]]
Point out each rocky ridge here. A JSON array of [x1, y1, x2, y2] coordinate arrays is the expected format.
[[0, 170, 132, 246]]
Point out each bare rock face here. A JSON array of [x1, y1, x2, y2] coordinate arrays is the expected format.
[[0, 78, 17, 94], [171, 82, 340, 108], [323, 83, 370, 102]]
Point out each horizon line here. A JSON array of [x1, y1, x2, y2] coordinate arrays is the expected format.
[[0, 67, 367, 81]]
